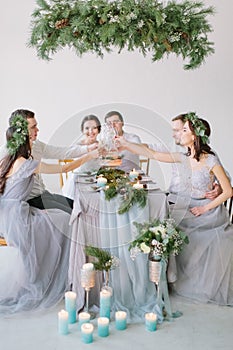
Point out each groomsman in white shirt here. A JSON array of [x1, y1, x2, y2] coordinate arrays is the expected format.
[[104, 110, 141, 172]]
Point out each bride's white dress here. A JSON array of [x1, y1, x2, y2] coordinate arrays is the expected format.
[[0, 159, 71, 313], [169, 153, 233, 305]]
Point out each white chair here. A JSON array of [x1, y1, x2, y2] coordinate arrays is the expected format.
[[139, 158, 150, 175], [224, 190, 233, 224], [0, 237, 7, 246], [58, 159, 74, 188]]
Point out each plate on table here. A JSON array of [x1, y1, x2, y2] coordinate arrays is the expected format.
[[140, 176, 155, 183], [145, 183, 160, 191], [75, 176, 96, 184], [73, 170, 97, 177]]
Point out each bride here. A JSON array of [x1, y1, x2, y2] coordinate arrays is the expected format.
[[116, 112, 233, 305]]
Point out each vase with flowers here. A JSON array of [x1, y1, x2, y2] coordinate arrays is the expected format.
[[129, 218, 189, 319], [84, 246, 120, 292]]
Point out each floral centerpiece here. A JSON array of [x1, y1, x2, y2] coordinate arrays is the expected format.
[[129, 218, 188, 319], [96, 167, 147, 214], [129, 218, 189, 261]]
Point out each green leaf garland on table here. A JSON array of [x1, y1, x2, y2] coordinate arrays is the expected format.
[[29, 0, 215, 70], [96, 167, 147, 214]]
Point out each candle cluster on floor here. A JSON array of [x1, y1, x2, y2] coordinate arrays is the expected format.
[[58, 293, 158, 342], [58, 262, 158, 342]]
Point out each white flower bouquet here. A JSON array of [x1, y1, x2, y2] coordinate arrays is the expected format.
[[129, 218, 189, 261]]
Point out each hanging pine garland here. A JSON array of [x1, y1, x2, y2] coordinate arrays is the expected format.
[[29, 0, 215, 70]]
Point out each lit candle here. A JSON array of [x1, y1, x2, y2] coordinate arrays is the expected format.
[[65, 291, 77, 324], [97, 317, 109, 337], [81, 323, 94, 344], [97, 174, 107, 187], [82, 263, 94, 271], [58, 309, 69, 335], [129, 168, 139, 181], [133, 180, 143, 189], [78, 312, 91, 330], [145, 312, 157, 332], [100, 289, 111, 319], [115, 311, 127, 330]]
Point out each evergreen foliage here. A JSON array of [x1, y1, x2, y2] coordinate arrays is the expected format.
[[96, 167, 147, 214], [29, 0, 215, 69], [85, 246, 119, 271]]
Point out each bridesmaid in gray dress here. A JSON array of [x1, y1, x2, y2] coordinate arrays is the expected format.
[[116, 112, 233, 305], [0, 115, 99, 313]]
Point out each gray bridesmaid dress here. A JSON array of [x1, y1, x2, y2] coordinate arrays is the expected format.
[[0, 159, 71, 313]]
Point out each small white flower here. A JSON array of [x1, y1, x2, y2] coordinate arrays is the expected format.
[[149, 226, 159, 234], [158, 225, 167, 237], [138, 20, 144, 29], [140, 242, 150, 254], [130, 246, 141, 260]]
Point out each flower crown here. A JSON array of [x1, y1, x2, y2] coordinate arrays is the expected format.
[[184, 112, 209, 144], [7, 115, 29, 156]]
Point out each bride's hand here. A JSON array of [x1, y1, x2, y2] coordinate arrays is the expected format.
[[190, 206, 208, 216]]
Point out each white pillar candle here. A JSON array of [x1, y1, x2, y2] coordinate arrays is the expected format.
[[78, 312, 91, 330], [115, 311, 127, 330], [81, 323, 94, 344], [98, 317, 109, 337], [58, 309, 69, 335], [145, 312, 157, 332], [133, 180, 143, 189], [82, 263, 94, 271], [65, 291, 77, 324]]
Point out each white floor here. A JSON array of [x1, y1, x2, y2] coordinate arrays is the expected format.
[[1, 294, 232, 350]]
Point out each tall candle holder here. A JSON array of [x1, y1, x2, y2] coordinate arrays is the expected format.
[[81, 264, 96, 319], [148, 251, 172, 319]]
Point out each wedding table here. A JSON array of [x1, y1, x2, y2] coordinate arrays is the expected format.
[[69, 176, 169, 322]]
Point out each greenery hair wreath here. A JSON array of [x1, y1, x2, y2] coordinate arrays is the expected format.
[[184, 111, 209, 144], [29, 0, 215, 70], [7, 115, 29, 156]]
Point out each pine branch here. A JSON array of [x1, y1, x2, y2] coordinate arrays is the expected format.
[[28, 0, 215, 69], [85, 246, 115, 271]]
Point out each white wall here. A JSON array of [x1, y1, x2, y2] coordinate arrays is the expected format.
[[1, 0, 232, 192]]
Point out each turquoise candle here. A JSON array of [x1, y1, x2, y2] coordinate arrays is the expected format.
[[65, 291, 77, 324], [115, 311, 127, 330], [129, 169, 139, 181], [100, 289, 111, 319], [58, 309, 69, 335], [97, 317, 109, 337], [145, 313, 157, 332], [97, 175, 107, 187], [81, 323, 94, 344], [78, 312, 90, 330]]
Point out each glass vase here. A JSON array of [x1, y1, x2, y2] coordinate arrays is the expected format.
[[148, 251, 173, 319], [101, 270, 113, 295], [148, 250, 161, 285]]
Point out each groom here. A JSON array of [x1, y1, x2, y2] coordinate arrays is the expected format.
[[0, 109, 98, 214]]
